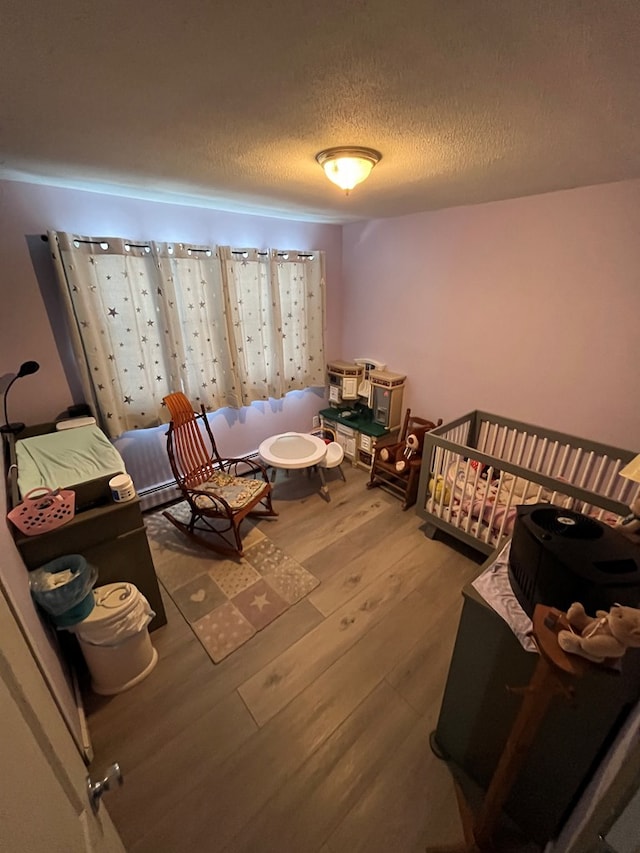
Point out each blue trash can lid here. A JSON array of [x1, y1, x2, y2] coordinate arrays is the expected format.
[[29, 556, 97, 617], [39, 554, 87, 574]]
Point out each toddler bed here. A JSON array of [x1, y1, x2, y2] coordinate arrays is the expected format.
[[415, 411, 639, 555]]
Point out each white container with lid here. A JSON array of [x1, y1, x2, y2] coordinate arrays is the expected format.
[[72, 583, 157, 695], [109, 473, 136, 502]]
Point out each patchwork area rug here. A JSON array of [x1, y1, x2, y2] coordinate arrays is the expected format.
[[144, 503, 319, 663]]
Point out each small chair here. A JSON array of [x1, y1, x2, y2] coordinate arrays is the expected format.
[[317, 441, 346, 501], [163, 392, 277, 557], [311, 426, 345, 502], [367, 408, 442, 510]]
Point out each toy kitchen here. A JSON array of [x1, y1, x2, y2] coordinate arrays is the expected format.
[[320, 359, 406, 470]]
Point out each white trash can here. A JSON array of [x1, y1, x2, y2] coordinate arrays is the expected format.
[[71, 582, 158, 695]]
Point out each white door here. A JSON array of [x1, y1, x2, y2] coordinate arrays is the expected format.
[[0, 585, 125, 853]]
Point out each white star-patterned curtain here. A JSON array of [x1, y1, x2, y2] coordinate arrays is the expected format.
[[154, 242, 242, 410], [49, 232, 325, 438], [219, 247, 326, 403], [219, 247, 284, 402], [269, 249, 326, 394]]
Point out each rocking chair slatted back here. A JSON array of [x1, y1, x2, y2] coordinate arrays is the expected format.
[[398, 407, 442, 445], [164, 392, 222, 487]]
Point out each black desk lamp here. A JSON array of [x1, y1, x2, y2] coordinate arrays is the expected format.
[[1, 361, 40, 435]]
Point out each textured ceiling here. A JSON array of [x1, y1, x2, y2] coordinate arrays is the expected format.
[[1, 1, 639, 222]]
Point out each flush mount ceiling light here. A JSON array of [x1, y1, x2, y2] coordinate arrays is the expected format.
[[315, 146, 382, 194]]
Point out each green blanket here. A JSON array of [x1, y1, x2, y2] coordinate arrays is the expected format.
[[16, 426, 125, 496]]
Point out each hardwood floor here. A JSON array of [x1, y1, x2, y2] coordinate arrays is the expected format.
[[85, 466, 483, 852]]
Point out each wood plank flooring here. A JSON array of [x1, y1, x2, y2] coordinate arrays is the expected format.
[[85, 466, 483, 853]]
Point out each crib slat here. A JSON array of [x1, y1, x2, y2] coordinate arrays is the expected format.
[[557, 442, 572, 478], [427, 445, 444, 513], [496, 425, 509, 462], [483, 468, 501, 544], [487, 423, 499, 457], [546, 440, 560, 477], [475, 420, 485, 452], [433, 449, 451, 518], [535, 437, 549, 476], [463, 460, 484, 535], [579, 451, 595, 489], [532, 481, 545, 503], [592, 455, 608, 495], [603, 458, 622, 501], [567, 447, 584, 487], [445, 453, 463, 524], [515, 431, 528, 466], [549, 442, 571, 505], [577, 451, 596, 513], [524, 434, 538, 469], [494, 470, 519, 545], [454, 458, 473, 535]]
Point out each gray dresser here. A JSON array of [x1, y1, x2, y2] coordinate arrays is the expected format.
[[432, 553, 640, 845]]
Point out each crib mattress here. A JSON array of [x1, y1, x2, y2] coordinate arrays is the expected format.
[[16, 425, 125, 497]]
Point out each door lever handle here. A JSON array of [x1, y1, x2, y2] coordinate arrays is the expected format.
[[87, 762, 123, 812]]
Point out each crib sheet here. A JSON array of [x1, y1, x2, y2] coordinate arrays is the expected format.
[[16, 426, 125, 496]]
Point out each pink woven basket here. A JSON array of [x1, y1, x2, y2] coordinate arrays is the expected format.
[[7, 488, 76, 536]]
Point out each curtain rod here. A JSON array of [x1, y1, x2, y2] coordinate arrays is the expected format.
[[41, 235, 315, 259], [41, 235, 108, 246], [231, 249, 315, 258]]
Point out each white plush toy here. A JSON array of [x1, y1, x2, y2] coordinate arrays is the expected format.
[[558, 602, 640, 663]]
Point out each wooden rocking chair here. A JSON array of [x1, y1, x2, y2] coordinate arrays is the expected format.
[[163, 392, 277, 557]]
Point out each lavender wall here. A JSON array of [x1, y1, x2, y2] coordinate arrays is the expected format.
[[342, 180, 640, 451], [0, 179, 343, 454]]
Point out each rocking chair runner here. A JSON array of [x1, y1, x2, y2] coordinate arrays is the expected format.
[[367, 408, 442, 510], [163, 392, 277, 557]]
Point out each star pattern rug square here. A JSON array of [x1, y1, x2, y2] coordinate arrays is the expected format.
[[144, 504, 320, 663]]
